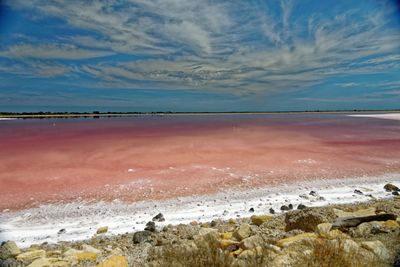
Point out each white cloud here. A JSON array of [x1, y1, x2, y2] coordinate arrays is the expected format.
[[0, 44, 113, 60], [3, 0, 400, 96]]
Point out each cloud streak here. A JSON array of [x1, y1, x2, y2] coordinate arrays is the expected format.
[[2, 0, 400, 99]]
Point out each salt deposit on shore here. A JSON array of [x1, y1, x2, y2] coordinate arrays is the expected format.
[[0, 118, 16, 120], [349, 113, 400, 121], [1, 173, 399, 248]]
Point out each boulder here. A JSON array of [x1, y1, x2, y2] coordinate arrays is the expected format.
[[219, 239, 239, 249], [354, 189, 363, 195], [333, 207, 376, 218], [269, 208, 275, 214], [384, 183, 399, 192], [198, 228, 218, 236], [380, 219, 400, 229], [276, 233, 317, 247], [144, 221, 156, 232], [233, 224, 252, 241], [250, 215, 272, 226], [133, 230, 153, 244], [297, 204, 307, 210], [97, 255, 128, 267], [280, 205, 290, 211], [16, 250, 46, 264], [96, 226, 108, 234], [285, 209, 328, 232], [341, 239, 360, 254], [248, 208, 255, 213], [350, 222, 382, 238], [63, 248, 81, 258], [361, 241, 390, 261], [316, 223, 332, 237], [220, 232, 233, 240], [333, 214, 397, 228], [152, 213, 165, 222], [82, 244, 102, 256], [237, 249, 255, 259], [27, 257, 69, 267], [0, 258, 20, 267], [77, 252, 97, 262], [0, 241, 20, 260], [325, 229, 350, 239], [239, 235, 264, 250]]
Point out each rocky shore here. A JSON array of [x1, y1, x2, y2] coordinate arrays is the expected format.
[[1, 183, 400, 267]]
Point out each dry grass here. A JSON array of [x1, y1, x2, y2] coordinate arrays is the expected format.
[[297, 238, 386, 267], [148, 233, 275, 267]]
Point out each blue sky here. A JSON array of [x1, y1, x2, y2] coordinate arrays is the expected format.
[[0, 0, 399, 112]]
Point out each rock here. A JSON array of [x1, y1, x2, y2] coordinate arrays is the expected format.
[[269, 208, 275, 214], [233, 223, 252, 241], [316, 223, 332, 237], [97, 255, 128, 267], [276, 233, 318, 247], [239, 235, 264, 250], [46, 251, 62, 257], [350, 222, 383, 238], [133, 230, 153, 244], [393, 191, 400, 196], [248, 208, 255, 213], [285, 209, 328, 232], [325, 229, 350, 239], [210, 220, 218, 227], [82, 244, 102, 255], [384, 183, 399, 192], [0, 258, 20, 267], [228, 218, 236, 224], [309, 191, 318, 197], [152, 213, 165, 222], [220, 232, 233, 240], [333, 207, 376, 218], [288, 204, 293, 210], [144, 221, 156, 232], [0, 241, 20, 260], [380, 219, 400, 229], [198, 228, 218, 236], [333, 213, 397, 228], [231, 248, 243, 257], [250, 215, 272, 226], [361, 241, 390, 260], [219, 239, 239, 249], [63, 248, 81, 258], [354, 189, 363, 195], [280, 205, 290, 211], [341, 239, 360, 254], [238, 249, 255, 259], [27, 257, 69, 267], [96, 226, 108, 234], [77, 252, 97, 262], [297, 204, 307, 210], [16, 250, 46, 264], [176, 224, 199, 239], [57, 229, 66, 235]]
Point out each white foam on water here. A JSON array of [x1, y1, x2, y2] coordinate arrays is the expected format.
[[1, 173, 399, 248], [0, 118, 16, 120]]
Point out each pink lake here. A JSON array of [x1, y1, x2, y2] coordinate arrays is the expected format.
[[1, 113, 400, 210]]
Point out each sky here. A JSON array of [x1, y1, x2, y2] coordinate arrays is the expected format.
[[0, 0, 400, 112]]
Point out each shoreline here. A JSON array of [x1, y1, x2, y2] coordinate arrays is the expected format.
[[1, 110, 400, 119], [1, 173, 399, 248]]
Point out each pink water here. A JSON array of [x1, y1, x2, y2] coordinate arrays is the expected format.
[[1, 114, 400, 210]]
